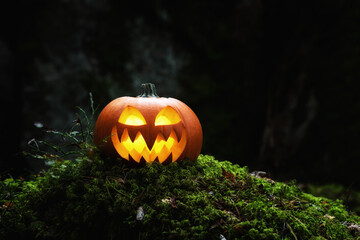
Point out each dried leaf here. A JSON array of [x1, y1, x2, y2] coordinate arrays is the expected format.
[[1, 202, 13, 209], [221, 167, 235, 183]]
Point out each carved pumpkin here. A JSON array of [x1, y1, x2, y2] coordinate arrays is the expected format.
[[94, 83, 203, 164]]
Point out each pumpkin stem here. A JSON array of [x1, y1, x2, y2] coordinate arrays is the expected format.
[[138, 83, 159, 98]]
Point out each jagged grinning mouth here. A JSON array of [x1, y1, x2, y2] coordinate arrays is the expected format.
[[111, 126, 187, 163]]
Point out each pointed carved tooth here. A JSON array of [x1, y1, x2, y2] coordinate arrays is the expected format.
[[171, 144, 183, 162], [161, 127, 172, 141], [120, 128, 129, 142], [165, 132, 176, 151], [130, 149, 142, 163], [115, 126, 187, 164], [133, 132, 146, 153], [149, 149, 158, 163], [111, 126, 129, 160], [153, 134, 166, 154], [156, 133, 166, 142], [158, 145, 171, 163], [127, 129, 138, 142], [172, 129, 187, 162], [121, 131, 134, 152], [173, 127, 183, 143], [141, 148, 151, 163]]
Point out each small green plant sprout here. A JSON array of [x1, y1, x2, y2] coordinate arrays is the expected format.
[[24, 92, 98, 166]]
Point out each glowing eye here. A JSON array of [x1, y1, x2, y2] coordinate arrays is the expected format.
[[155, 106, 181, 126], [119, 106, 146, 126]]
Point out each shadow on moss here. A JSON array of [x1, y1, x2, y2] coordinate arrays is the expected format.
[[1, 153, 360, 240], [303, 183, 360, 216]]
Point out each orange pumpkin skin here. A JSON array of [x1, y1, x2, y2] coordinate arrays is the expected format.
[[94, 84, 202, 164]]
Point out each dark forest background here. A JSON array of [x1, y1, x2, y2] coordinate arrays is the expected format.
[[1, 0, 360, 188]]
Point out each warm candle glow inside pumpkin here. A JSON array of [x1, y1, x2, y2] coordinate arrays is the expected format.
[[111, 126, 187, 163], [119, 106, 147, 126], [94, 83, 203, 164], [155, 106, 181, 126]]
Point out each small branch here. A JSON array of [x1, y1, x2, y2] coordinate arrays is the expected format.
[[286, 222, 298, 240]]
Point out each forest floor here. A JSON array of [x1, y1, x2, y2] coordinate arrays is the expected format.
[[1, 105, 359, 239], [1, 152, 360, 240]]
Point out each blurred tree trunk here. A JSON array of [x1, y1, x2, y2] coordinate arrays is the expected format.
[[258, 1, 320, 172], [259, 76, 318, 169]]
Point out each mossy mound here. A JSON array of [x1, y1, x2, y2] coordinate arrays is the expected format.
[[1, 154, 360, 240], [305, 183, 360, 215]]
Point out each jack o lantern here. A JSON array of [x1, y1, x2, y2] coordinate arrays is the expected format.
[[94, 83, 203, 164]]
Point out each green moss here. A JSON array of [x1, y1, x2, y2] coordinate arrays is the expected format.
[[305, 183, 360, 215], [1, 154, 360, 240]]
